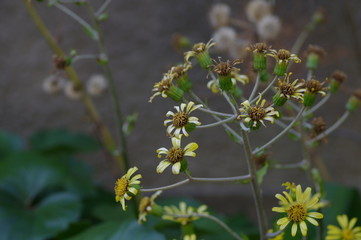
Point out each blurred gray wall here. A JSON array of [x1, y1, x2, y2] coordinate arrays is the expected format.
[[1, 0, 361, 217]]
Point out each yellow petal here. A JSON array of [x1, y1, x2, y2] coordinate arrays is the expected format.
[[291, 223, 298, 237]]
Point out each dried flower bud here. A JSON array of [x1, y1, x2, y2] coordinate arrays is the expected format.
[[209, 3, 231, 28], [256, 15, 281, 41], [346, 89, 361, 112], [212, 58, 241, 91], [246, 0, 271, 23], [42, 75, 65, 94], [185, 40, 215, 69], [213, 27, 237, 52], [53, 55, 67, 70], [329, 70, 347, 93], [64, 81, 82, 100], [303, 79, 328, 107], [310, 117, 327, 138], [86, 74, 108, 96], [304, 45, 326, 70], [247, 42, 271, 71], [172, 33, 192, 51]]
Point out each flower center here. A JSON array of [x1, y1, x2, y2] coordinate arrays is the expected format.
[[115, 178, 128, 197], [287, 203, 307, 222], [157, 79, 171, 92], [341, 229, 355, 240], [192, 42, 206, 53], [277, 49, 291, 60], [213, 61, 232, 76], [306, 79, 323, 93], [248, 106, 266, 121], [280, 83, 295, 96], [167, 147, 184, 163], [173, 112, 189, 128]]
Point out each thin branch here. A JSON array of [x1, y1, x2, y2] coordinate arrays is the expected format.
[[249, 73, 260, 101], [303, 94, 331, 116], [141, 179, 190, 192], [96, 0, 113, 16], [250, 75, 278, 104], [197, 115, 237, 129]]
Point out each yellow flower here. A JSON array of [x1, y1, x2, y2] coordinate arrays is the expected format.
[[267, 49, 301, 65], [114, 167, 142, 211], [272, 184, 323, 237], [185, 39, 216, 69], [237, 95, 279, 130], [164, 102, 202, 137], [156, 135, 198, 175], [275, 73, 305, 101], [162, 201, 208, 225], [149, 70, 184, 103], [138, 190, 162, 224], [326, 215, 361, 240]]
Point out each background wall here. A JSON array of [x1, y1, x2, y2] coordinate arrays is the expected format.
[[1, 0, 361, 219]]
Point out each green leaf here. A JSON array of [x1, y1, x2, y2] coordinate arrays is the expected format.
[[30, 129, 100, 155], [67, 221, 166, 240], [0, 130, 24, 159], [0, 192, 82, 240], [256, 161, 269, 185], [123, 113, 138, 136]]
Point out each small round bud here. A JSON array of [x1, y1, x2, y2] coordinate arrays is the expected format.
[[346, 89, 361, 112], [212, 58, 242, 91], [304, 45, 326, 70], [246, 0, 271, 23], [86, 74, 108, 96], [42, 75, 65, 94], [256, 15, 281, 41], [303, 79, 328, 107], [247, 43, 270, 71], [209, 3, 231, 29], [329, 70, 347, 93]]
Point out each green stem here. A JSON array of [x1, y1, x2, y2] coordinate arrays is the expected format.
[[240, 130, 267, 240], [253, 107, 305, 154], [250, 76, 278, 104], [307, 111, 350, 145]]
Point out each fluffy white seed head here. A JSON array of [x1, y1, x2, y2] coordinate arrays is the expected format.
[[64, 81, 82, 100], [246, 0, 271, 23], [209, 3, 231, 29], [42, 75, 65, 94], [256, 15, 281, 41], [86, 74, 108, 96], [213, 27, 237, 52]]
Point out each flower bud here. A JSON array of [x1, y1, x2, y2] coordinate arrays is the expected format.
[[273, 91, 288, 106], [346, 89, 361, 112], [166, 85, 184, 102], [329, 70, 346, 93]]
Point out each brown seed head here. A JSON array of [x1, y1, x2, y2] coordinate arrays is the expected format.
[[352, 89, 361, 101], [172, 66, 186, 78], [157, 79, 171, 92], [277, 49, 291, 60], [248, 106, 266, 121], [305, 45, 326, 58], [173, 112, 189, 128], [311, 117, 327, 135], [213, 58, 241, 76], [247, 42, 271, 53], [280, 82, 295, 96], [305, 79, 325, 93], [167, 147, 184, 163], [331, 70, 347, 83], [53, 55, 67, 70], [192, 42, 207, 53]]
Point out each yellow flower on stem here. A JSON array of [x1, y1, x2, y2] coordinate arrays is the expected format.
[[237, 95, 279, 130], [164, 101, 202, 137], [156, 135, 198, 175], [272, 184, 323, 237], [162, 201, 208, 225], [326, 215, 361, 240], [114, 167, 142, 211], [185, 39, 216, 69], [267, 49, 301, 76], [138, 190, 162, 224], [273, 72, 305, 106], [149, 71, 184, 103]]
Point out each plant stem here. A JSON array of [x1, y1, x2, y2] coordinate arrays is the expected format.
[[273, 159, 308, 169], [197, 115, 237, 129], [253, 107, 305, 154], [198, 107, 234, 117], [307, 111, 350, 145], [23, 0, 125, 169], [95, 0, 113, 16], [250, 76, 278, 104], [240, 130, 267, 240], [54, 3, 99, 40], [274, 120, 301, 138], [141, 179, 190, 192], [304, 94, 331, 116], [249, 73, 260, 101], [167, 213, 243, 240]]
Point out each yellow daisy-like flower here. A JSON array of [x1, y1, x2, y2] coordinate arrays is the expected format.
[[268, 49, 301, 65], [272, 184, 323, 237], [273, 72, 305, 106], [114, 167, 142, 211], [156, 135, 198, 175], [185, 39, 216, 69], [237, 95, 279, 130], [163, 202, 208, 225], [164, 101, 202, 137], [326, 215, 361, 240], [138, 190, 162, 223]]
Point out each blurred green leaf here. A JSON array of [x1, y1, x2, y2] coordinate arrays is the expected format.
[[0, 130, 24, 159], [67, 220, 165, 240], [257, 162, 269, 185], [30, 129, 100, 155], [0, 192, 81, 240]]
